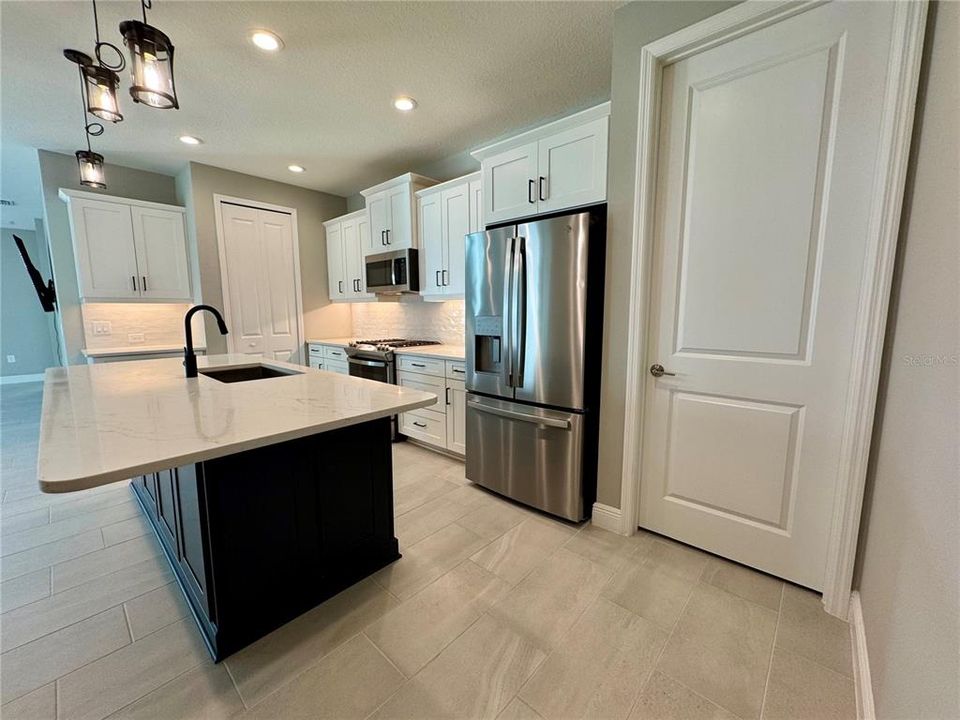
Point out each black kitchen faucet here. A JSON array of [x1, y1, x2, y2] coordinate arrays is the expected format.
[[184, 305, 229, 378]]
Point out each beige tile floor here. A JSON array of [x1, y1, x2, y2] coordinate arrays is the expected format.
[[0, 381, 856, 720]]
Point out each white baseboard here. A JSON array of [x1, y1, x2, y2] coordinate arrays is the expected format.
[[0, 373, 45, 385], [849, 591, 876, 720], [591, 502, 625, 534]]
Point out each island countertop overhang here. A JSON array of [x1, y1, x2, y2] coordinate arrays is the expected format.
[[37, 354, 438, 493]]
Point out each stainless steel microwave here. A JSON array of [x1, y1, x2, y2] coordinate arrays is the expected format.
[[364, 248, 419, 294]]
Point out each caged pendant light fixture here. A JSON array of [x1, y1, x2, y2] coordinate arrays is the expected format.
[[63, 0, 125, 124], [120, 0, 179, 109]]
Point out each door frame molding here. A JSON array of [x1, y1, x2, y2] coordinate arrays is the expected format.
[[213, 194, 305, 364], [615, 0, 927, 618]]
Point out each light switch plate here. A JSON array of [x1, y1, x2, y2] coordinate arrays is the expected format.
[[92, 321, 112, 336], [127, 333, 146, 344]]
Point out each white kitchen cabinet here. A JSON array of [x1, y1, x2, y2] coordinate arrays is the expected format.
[[60, 189, 190, 301], [360, 173, 436, 255], [307, 343, 350, 373], [469, 177, 483, 233], [324, 210, 373, 301], [397, 354, 466, 457], [416, 172, 479, 300], [472, 102, 610, 226], [445, 379, 467, 455]]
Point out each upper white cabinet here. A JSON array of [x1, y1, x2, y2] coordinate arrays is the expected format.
[[472, 103, 610, 226], [416, 172, 481, 300], [324, 209, 373, 301], [60, 189, 190, 301], [360, 173, 436, 254]]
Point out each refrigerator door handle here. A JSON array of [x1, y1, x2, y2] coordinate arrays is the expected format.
[[514, 237, 527, 387], [468, 397, 571, 429], [504, 236, 516, 387]]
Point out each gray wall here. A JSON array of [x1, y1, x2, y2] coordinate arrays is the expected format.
[[1, 228, 58, 376], [36, 150, 179, 365], [596, 0, 738, 507], [177, 162, 351, 354], [855, 4, 959, 718]]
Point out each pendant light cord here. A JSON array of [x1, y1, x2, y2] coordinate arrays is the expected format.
[[141, 0, 151, 25]]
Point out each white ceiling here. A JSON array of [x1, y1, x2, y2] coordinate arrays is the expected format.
[[1, 1, 615, 199]]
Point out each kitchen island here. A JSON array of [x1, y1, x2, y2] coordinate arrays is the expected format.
[[37, 354, 437, 660]]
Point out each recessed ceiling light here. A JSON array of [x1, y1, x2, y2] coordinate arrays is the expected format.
[[251, 30, 283, 52], [179, 135, 203, 145], [393, 96, 417, 112], [288, 164, 305, 173]]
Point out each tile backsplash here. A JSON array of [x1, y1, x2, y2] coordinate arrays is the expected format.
[[351, 298, 464, 346], [81, 303, 207, 350]]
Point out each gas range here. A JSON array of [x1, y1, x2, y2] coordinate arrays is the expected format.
[[346, 338, 440, 361]]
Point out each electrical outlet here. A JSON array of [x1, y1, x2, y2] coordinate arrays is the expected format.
[[6, 355, 15, 363], [92, 321, 112, 336], [127, 333, 146, 344]]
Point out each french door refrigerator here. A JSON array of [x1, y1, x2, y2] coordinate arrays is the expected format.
[[465, 207, 606, 521]]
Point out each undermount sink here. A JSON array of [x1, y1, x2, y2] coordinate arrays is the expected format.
[[198, 364, 303, 384]]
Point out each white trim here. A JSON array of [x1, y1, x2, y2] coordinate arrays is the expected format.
[[617, 0, 928, 616], [58, 188, 186, 214], [849, 591, 876, 720], [359, 173, 438, 199], [471, 102, 611, 161], [0, 373, 45, 385], [590, 503, 623, 534], [213, 194, 306, 365], [415, 172, 481, 198], [323, 208, 368, 229]]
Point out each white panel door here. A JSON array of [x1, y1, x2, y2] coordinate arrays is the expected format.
[[326, 222, 345, 300], [482, 141, 539, 225], [366, 192, 389, 253], [537, 116, 608, 213], [386, 185, 412, 249], [441, 183, 470, 296], [258, 209, 300, 362], [131, 206, 190, 300], [343, 216, 369, 298], [419, 193, 444, 294], [638, 1, 900, 590], [446, 380, 467, 455], [70, 198, 139, 299], [468, 178, 483, 233], [220, 203, 267, 356]]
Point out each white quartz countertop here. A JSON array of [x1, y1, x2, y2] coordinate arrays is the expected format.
[[394, 345, 466, 361], [305, 337, 353, 348], [81, 345, 206, 358], [37, 354, 438, 494]]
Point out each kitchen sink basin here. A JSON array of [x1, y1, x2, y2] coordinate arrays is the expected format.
[[199, 364, 303, 383]]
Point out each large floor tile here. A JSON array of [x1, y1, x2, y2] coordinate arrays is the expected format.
[[49, 485, 134, 521], [0, 528, 103, 582], [471, 517, 574, 585], [395, 496, 471, 547], [700, 557, 783, 612], [776, 584, 853, 677], [374, 522, 489, 600], [564, 524, 652, 571], [629, 672, 738, 720], [644, 537, 711, 582], [241, 633, 405, 720], [51, 533, 161, 592], [456, 501, 527, 541], [56, 618, 208, 720], [366, 560, 510, 676], [520, 598, 667, 720], [1, 506, 49, 536], [372, 614, 546, 720], [0, 500, 140, 556], [761, 647, 855, 720], [657, 583, 778, 719], [394, 476, 459, 516], [0, 566, 50, 613], [488, 547, 611, 651], [497, 698, 545, 720], [0, 683, 56, 720], [0, 606, 130, 704], [101, 514, 153, 546], [107, 663, 244, 720], [602, 556, 697, 630], [124, 582, 190, 639], [224, 577, 399, 707]]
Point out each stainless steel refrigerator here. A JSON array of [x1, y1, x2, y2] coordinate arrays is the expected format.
[[465, 207, 606, 521]]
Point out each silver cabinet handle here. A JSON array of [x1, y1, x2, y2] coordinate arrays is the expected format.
[[649, 363, 676, 377], [468, 399, 571, 429], [527, 179, 535, 204], [539, 176, 546, 201]]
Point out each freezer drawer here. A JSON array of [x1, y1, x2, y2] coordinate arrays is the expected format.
[[465, 393, 586, 521]]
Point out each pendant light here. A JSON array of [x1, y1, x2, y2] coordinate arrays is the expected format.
[[64, 49, 108, 189], [120, 0, 179, 110], [63, 0, 124, 124]]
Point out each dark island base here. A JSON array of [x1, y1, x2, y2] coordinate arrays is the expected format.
[[130, 417, 399, 661]]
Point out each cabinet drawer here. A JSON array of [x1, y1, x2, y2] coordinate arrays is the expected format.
[[308, 344, 324, 357], [445, 360, 466, 379], [400, 407, 447, 447], [325, 359, 349, 375], [398, 355, 444, 376], [397, 370, 445, 405], [322, 345, 348, 361]]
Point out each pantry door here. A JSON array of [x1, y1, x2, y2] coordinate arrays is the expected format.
[[636, 1, 917, 590], [216, 199, 303, 363]]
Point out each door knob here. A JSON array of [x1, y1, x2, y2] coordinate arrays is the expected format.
[[649, 363, 676, 378]]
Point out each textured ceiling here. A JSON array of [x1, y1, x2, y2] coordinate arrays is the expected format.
[[1, 1, 615, 199]]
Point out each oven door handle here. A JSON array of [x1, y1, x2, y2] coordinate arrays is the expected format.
[[347, 357, 387, 368]]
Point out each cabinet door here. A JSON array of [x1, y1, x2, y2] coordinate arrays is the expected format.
[[131, 206, 191, 300], [308, 356, 324, 370], [174, 464, 213, 620], [155, 469, 179, 554], [325, 222, 346, 300], [341, 217, 363, 298], [537, 115, 609, 213], [469, 178, 483, 233], [69, 198, 140, 299], [440, 184, 470, 296], [355, 214, 374, 298], [386, 185, 412, 249], [481, 141, 539, 225], [418, 193, 444, 294], [366, 192, 389, 253], [446, 380, 467, 455]]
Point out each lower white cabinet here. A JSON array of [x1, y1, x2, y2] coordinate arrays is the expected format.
[[307, 343, 349, 374], [397, 356, 466, 456]]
